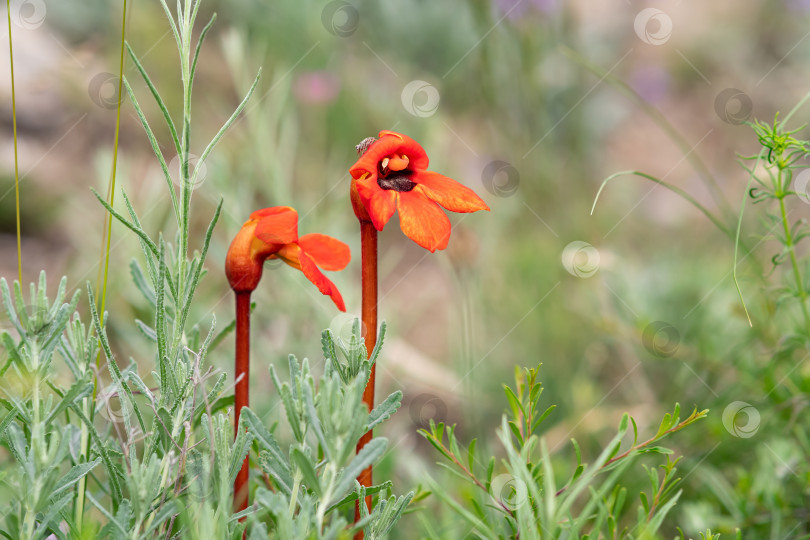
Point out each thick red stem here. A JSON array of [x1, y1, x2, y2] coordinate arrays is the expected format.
[[354, 221, 378, 538], [234, 292, 251, 515]]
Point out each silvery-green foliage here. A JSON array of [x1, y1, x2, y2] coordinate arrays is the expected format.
[[0, 0, 261, 537], [0, 272, 409, 538], [244, 325, 412, 538], [0, 274, 98, 540]]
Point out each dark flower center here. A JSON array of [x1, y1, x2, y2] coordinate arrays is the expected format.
[[378, 172, 416, 192]]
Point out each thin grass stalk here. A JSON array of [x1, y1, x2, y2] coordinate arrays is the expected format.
[[561, 45, 734, 223], [77, 0, 128, 528], [6, 0, 22, 284]]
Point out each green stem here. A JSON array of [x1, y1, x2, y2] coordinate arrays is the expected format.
[[175, 0, 194, 358], [23, 343, 42, 539], [288, 468, 302, 517], [782, 89, 810, 127], [778, 192, 810, 327], [7, 0, 22, 285]]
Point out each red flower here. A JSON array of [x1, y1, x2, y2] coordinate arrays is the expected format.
[[225, 206, 350, 310], [349, 131, 489, 252]]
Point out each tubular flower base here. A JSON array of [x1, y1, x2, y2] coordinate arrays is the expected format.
[[350, 130, 490, 252], [225, 206, 350, 310]]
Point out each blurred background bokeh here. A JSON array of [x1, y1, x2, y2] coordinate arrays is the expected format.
[[2, 0, 809, 537]]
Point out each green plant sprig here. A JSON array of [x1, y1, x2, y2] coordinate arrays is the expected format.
[[737, 114, 810, 331], [420, 364, 707, 538]]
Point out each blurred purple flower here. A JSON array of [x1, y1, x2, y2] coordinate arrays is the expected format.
[[786, 0, 810, 12], [630, 65, 670, 104], [293, 71, 340, 105], [495, 0, 558, 20]]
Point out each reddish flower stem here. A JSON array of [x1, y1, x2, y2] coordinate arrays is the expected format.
[[354, 221, 378, 538], [234, 291, 251, 515]]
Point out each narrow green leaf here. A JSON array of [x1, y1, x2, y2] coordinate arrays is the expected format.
[[209, 314, 238, 352], [291, 448, 321, 496], [241, 407, 289, 473], [121, 77, 180, 220], [0, 410, 18, 438], [503, 385, 523, 420], [86, 284, 145, 433], [51, 459, 101, 499], [366, 390, 402, 432], [655, 413, 673, 439], [176, 199, 222, 339], [467, 438, 477, 473], [156, 0, 182, 53], [189, 14, 216, 89], [532, 404, 556, 433], [130, 260, 156, 307], [69, 405, 123, 503], [326, 481, 393, 513], [125, 41, 180, 155], [335, 437, 387, 497], [44, 377, 93, 427], [135, 319, 158, 342], [368, 320, 387, 367], [91, 189, 159, 257]]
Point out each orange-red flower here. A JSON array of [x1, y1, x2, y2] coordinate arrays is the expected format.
[[349, 130, 489, 252], [225, 206, 350, 310]]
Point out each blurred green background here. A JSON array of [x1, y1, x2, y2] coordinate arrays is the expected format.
[[2, 0, 809, 537]]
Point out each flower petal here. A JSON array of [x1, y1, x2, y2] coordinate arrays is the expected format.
[[396, 190, 451, 252], [350, 131, 429, 179], [415, 171, 490, 213], [297, 233, 351, 271], [350, 136, 404, 179], [277, 244, 346, 311], [355, 176, 397, 230], [299, 251, 346, 311], [379, 131, 429, 170], [253, 206, 299, 244]]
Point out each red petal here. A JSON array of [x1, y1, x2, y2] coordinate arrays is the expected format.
[[298, 250, 346, 311], [366, 191, 398, 231], [253, 206, 299, 244], [379, 131, 429, 170], [350, 132, 429, 179], [355, 176, 397, 230], [415, 171, 490, 213], [396, 190, 451, 252], [297, 233, 351, 271], [277, 244, 346, 311]]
